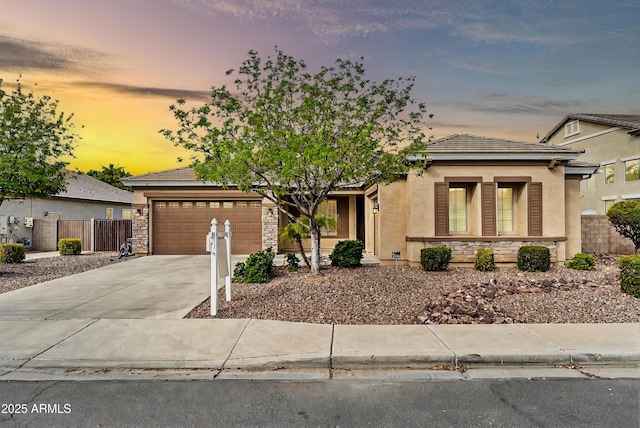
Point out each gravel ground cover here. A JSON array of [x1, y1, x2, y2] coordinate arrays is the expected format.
[[0, 252, 128, 294], [2, 253, 637, 325], [187, 256, 640, 324]]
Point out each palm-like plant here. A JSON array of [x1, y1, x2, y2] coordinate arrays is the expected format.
[[279, 214, 337, 268]]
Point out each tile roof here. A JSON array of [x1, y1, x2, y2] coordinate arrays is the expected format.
[[424, 134, 582, 155], [57, 171, 133, 204], [122, 167, 198, 182]]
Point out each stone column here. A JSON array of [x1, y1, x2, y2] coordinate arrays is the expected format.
[[262, 204, 279, 252], [132, 204, 149, 255]]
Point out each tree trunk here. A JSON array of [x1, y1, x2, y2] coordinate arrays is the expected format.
[[309, 227, 321, 275]]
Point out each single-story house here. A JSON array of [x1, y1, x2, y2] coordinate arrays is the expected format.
[[0, 171, 134, 248], [122, 134, 598, 265]]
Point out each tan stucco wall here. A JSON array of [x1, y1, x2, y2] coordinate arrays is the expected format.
[[564, 178, 582, 259], [376, 163, 573, 264], [546, 122, 640, 214]]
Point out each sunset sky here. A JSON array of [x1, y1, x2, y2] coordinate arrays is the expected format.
[[1, 0, 638, 175]]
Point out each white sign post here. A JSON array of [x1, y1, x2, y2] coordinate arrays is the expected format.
[[206, 218, 232, 316]]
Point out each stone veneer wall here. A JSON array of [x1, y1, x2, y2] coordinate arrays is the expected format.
[[262, 205, 279, 251], [581, 214, 635, 255], [132, 204, 149, 255], [421, 240, 558, 263]]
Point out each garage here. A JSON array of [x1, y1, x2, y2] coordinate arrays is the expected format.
[[152, 200, 262, 255]]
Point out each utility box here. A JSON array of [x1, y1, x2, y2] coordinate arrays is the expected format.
[[24, 217, 34, 228], [0, 216, 7, 235], [8, 216, 20, 224]]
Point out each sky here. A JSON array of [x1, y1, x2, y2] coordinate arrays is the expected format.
[[1, 0, 638, 175]]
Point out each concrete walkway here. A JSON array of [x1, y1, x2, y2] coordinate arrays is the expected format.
[[0, 255, 638, 380]]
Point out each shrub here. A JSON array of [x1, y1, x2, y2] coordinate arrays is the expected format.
[[285, 252, 299, 272], [0, 243, 25, 264], [474, 248, 497, 271], [232, 261, 246, 282], [517, 245, 550, 272], [607, 200, 640, 253], [420, 247, 452, 271], [58, 238, 81, 255], [330, 240, 364, 268], [242, 247, 275, 283], [619, 255, 640, 298], [566, 253, 596, 271]]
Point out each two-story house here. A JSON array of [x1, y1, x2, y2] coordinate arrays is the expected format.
[[540, 114, 640, 214]]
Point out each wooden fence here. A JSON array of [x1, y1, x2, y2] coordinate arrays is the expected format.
[[57, 219, 132, 252]]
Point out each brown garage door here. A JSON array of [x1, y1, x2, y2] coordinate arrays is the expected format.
[[153, 200, 262, 255]]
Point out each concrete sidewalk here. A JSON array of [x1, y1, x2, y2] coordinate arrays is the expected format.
[[1, 255, 638, 380], [0, 318, 638, 380]]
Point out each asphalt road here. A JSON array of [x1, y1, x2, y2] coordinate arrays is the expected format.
[[0, 378, 638, 427]]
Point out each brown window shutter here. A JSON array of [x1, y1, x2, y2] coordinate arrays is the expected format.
[[482, 182, 497, 236], [528, 182, 543, 236], [337, 197, 350, 238], [435, 182, 449, 236]]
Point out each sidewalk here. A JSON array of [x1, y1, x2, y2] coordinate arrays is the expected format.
[[0, 318, 638, 380]]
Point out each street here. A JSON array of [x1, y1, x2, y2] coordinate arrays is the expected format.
[[0, 378, 638, 427]]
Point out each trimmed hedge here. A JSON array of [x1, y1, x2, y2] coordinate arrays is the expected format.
[[420, 247, 452, 271], [58, 238, 81, 255], [330, 240, 364, 268], [619, 255, 640, 298], [566, 253, 596, 271], [517, 245, 550, 272], [0, 243, 25, 264], [474, 248, 497, 271]]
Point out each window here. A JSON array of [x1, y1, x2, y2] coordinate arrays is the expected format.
[[604, 164, 615, 184], [236, 201, 247, 208], [182, 202, 193, 208], [168, 202, 180, 209], [564, 120, 580, 137], [448, 187, 467, 232], [586, 175, 596, 191], [195, 202, 207, 209], [625, 159, 639, 181], [250, 201, 261, 209], [223, 202, 234, 209], [318, 199, 338, 236], [155, 202, 166, 209], [604, 199, 617, 213], [122, 208, 133, 220], [210, 202, 220, 208], [106, 208, 114, 219], [498, 187, 514, 232]]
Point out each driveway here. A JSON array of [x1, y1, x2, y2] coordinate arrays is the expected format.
[[0, 256, 218, 320]]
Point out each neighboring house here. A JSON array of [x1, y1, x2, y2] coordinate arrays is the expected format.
[[540, 114, 640, 214], [123, 134, 597, 266], [0, 171, 134, 247]]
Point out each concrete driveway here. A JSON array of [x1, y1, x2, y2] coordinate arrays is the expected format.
[[0, 255, 218, 320]]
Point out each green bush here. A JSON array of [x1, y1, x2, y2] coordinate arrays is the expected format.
[[0, 243, 25, 264], [474, 248, 497, 271], [517, 246, 551, 272], [619, 255, 640, 298], [58, 238, 81, 255], [232, 261, 246, 282], [330, 240, 364, 268], [241, 247, 275, 283], [285, 252, 299, 272], [420, 247, 452, 271], [566, 253, 596, 271]]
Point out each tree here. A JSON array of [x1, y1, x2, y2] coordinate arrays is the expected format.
[[607, 200, 640, 254], [162, 48, 430, 274], [279, 214, 337, 268], [0, 78, 79, 205], [86, 163, 132, 191]]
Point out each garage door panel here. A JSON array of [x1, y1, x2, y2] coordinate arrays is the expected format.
[[153, 200, 263, 255]]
